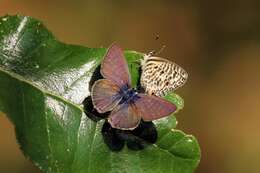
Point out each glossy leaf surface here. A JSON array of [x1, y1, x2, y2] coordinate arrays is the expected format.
[[0, 15, 200, 173]]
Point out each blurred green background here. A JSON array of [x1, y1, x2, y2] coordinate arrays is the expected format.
[[0, 0, 260, 173]]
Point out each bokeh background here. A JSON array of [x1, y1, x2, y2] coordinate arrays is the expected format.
[[1, 0, 260, 173]]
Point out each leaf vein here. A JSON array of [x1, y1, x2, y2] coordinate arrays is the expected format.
[[0, 69, 83, 111], [43, 95, 56, 172], [87, 122, 98, 173], [38, 49, 74, 73], [152, 143, 195, 161]]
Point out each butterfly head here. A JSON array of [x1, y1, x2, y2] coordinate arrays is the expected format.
[[140, 54, 151, 67], [141, 45, 166, 67]]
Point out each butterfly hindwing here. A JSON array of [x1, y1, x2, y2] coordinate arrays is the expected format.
[[134, 93, 177, 121], [108, 103, 141, 130], [91, 79, 122, 113], [101, 43, 131, 88]]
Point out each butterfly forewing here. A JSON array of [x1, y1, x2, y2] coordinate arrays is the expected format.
[[91, 79, 122, 113], [101, 43, 131, 88], [135, 93, 177, 121], [108, 103, 141, 130], [141, 55, 188, 96]]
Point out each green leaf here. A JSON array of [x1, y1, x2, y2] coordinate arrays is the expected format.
[[0, 15, 200, 173], [164, 92, 185, 113]]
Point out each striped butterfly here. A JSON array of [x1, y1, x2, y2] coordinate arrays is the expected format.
[[91, 43, 177, 130], [140, 52, 188, 97]]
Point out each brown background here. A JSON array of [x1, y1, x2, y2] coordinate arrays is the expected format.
[[1, 0, 260, 173]]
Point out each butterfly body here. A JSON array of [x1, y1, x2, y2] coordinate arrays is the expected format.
[[91, 44, 177, 130], [141, 54, 188, 97], [118, 86, 139, 104]]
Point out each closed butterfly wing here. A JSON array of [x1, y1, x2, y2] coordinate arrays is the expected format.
[[135, 93, 177, 121], [101, 43, 131, 88], [108, 103, 141, 130], [91, 79, 122, 113], [141, 55, 188, 96]]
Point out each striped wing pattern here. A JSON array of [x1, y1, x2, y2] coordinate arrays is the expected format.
[[141, 55, 188, 97]]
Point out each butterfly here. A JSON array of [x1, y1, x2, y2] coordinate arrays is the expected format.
[[140, 53, 188, 97], [91, 43, 177, 130]]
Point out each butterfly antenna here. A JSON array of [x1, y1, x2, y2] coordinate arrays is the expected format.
[[155, 45, 166, 56], [147, 45, 166, 57]]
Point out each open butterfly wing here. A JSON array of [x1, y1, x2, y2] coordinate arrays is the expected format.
[[108, 103, 141, 130], [101, 43, 131, 87], [91, 79, 122, 113], [135, 94, 177, 121]]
